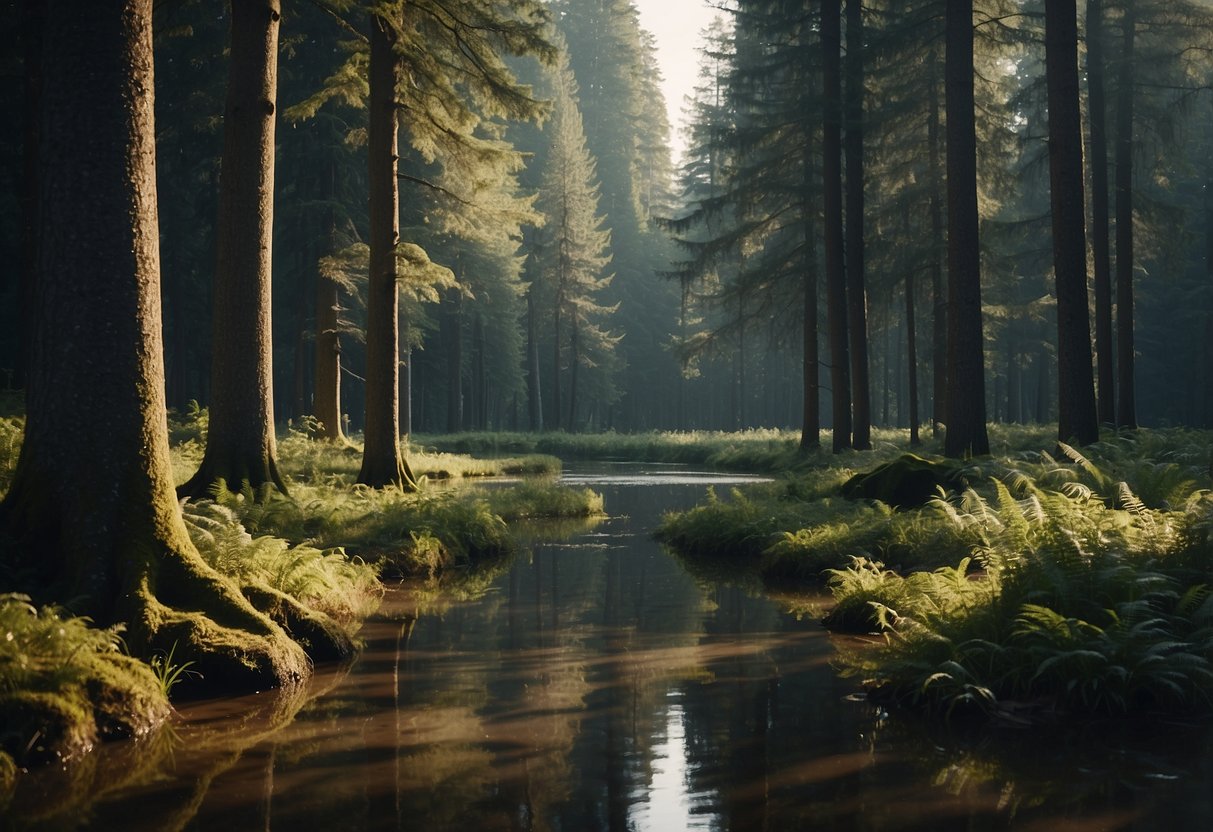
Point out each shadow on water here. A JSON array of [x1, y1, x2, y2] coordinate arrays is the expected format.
[[8, 461, 1213, 830]]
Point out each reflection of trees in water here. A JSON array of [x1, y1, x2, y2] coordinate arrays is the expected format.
[[6, 675, 333, 831], [864, 714, 1213, 830]]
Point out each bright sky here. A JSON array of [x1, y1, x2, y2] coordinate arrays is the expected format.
[[632, 0, 722, 159]]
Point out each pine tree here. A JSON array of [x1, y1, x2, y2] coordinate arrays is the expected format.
[[555, 0, 681, 429], [290, 0, 552, 480], [531, 63, 616, 431]]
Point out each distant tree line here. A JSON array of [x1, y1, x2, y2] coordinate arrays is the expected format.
[[3, 0, 1213, 473]]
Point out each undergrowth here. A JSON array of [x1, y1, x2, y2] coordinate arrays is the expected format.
[[830, 454, 1213, 718], [183, 499, 382, 628], [0, 594, 169, 768]]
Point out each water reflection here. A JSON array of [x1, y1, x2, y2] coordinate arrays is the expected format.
[[8, 463, 1213, 830]]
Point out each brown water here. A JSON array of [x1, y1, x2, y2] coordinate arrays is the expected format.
[[10, 462, 1213, 831]]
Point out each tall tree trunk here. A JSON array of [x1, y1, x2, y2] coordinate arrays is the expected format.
[[1, 0, 306, 690], [1047, 0, 1099, 445], [823, 0, 851, 452], [568, 314, 580, 431], [1036, 345, 1050, 423], [845, 0, 871, 450], [526, 287, 543, 431], [552, 289, 563, 431], [1115, 0, 1137, 429], [444, 289, 463, 433], [800, 143, 820, 452], [1087, 0, 1115, 426], [18, 0, 41, 392], [737, 295, 747, 429], [904, 209, 921, 446], [313, 166, 344, 442], [943, 0, 989, 457], [472, 313, 486, 430], [928, 53, 947, 439], [358, 9, 417, 488], [400, 343, 412, 436], [180, 0, 287, 499], [291, 236, 310, 421]]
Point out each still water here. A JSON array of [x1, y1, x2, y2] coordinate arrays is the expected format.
[[10, 463, 1213, 830]]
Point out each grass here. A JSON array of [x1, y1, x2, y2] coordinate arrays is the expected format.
[[417, 427, 820, 472]]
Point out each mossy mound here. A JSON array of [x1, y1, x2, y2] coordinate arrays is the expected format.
[[242, 584, 356, 663], [0, 652, 169, 768], [840, 454, 967, 509]]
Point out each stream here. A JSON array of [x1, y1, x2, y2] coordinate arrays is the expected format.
[[9, 461, 1213, 830]]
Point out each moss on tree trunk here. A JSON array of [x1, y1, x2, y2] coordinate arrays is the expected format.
[[0, 0, 308, 702]]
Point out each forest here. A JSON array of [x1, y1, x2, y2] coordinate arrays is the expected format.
[[7, 0, 1213, 828]]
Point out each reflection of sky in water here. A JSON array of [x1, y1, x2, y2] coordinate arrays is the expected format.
[[631, 695, 718, 831], [560, 468, 772, 488]]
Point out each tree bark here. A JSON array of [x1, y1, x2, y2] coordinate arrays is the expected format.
[[358, 8, 417, 488], [904, 207, 921, 447], [1115, 0, 1137, 429], [800, 140, 820, 452], [444, 289, 463, 433], [845, 0, 871, 450], [1, 0, 307, 692], [943, 0, 990, 457], [1047, 0, 1099, 445], [552, 287, 563, 431], [526, 287, 543, 431], [472, 313, 486, 430], [313, 165, 344, 442], [928, 51, 947, 438], [179, 0, 287, 499], [568, 314, 580, 431], [822, 0, 851, 452], [1087, 0, 1115, 426], [18, 0, 41, 392]]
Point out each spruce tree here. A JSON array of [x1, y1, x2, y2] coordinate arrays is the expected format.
[[531, 63, 616, 431]]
